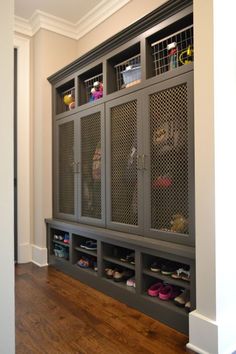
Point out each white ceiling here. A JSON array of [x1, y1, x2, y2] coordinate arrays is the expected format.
[[14, 0, 104, 23]]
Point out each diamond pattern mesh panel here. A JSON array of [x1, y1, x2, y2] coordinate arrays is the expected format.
[[59, 121, 74, 215], [111, 100, 138, 225], [81, 112, 101, 219], [150, 84, 189, 234]]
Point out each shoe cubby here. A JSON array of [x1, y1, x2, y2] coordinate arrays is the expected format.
[[72, 234, 98, 274], [50, 228, 70, 261], [56, 78, 75, 114], [72, 234, 97, 257], [102, 243, 135, 270], [102, 261, 136, 292], [142, 273, 188, 315], [146, 13, 193, 79], [107, 42, 141, 94], [142, 253, 190, 289], [78, 63, 103, 105]]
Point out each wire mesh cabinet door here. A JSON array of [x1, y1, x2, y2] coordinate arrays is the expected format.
[[106, 92, 144, 234], [78, 104, 105, 226], [54, 115, 79, 221], [143, 71, 194, 245]]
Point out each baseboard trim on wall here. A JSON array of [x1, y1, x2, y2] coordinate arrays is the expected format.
[[18, 242, 32, 263], [186, 343, 210, 354], [187, 310, 218, 354], [31, 244, 48, 267]]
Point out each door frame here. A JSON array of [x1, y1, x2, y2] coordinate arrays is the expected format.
[[14, 34, 31, 263]]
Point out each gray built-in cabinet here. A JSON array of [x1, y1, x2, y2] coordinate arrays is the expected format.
[[47, 0, 195, 334]]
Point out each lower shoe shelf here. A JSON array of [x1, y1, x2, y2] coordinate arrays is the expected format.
[[46, 219, 195, 335]]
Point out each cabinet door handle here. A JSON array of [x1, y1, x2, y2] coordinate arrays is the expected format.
[[137, 155, 142, 170], [71, 161, 80, 173], [142, 154, 147, 170], [71, 161, 76, 173], [75, 161, 80, 174]]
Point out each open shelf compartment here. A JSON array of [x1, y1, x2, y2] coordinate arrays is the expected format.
[[146, 14, 193, 79], [107, 42, 141, 93], [50, 228, 70, 261], [78, 63, 103, 105], [72, 233, 98, 273]]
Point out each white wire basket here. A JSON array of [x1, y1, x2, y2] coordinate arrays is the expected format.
[[151, 25, 193, 76], [114, 54, 141, 90]]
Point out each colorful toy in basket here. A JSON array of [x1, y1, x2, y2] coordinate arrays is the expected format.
[[167, 42, 178, 70], [63, 92, 75, 110], [90, 81, 103, 101], [179, 45, 194, 65]]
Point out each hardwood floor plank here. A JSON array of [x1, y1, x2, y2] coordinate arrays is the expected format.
[[16, 263, 189, 354]]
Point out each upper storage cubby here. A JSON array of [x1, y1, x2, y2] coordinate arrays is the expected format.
[[78, 63, 103, 106], [146, 14, 193, 79], [56, 78, 75, 115], [107, 42, 141, 94]]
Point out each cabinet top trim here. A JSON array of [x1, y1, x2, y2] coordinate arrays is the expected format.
[[48, 0, 192, 84]]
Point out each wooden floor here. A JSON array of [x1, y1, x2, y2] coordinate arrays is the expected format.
[[15, 263, 189, 354]]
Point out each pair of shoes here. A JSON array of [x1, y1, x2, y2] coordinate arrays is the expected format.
[[77, 256, 97, 271], [126, 277, 136, 288], [54, 234, 64, 241], [160, 261, 181, 276], [150, 259, 181, 276], [114, 269, 134, 282], [54, 244, 69, 259], [174, 289, 191, 311], [63, 234, 70, 244], [148, 282, 181, 300], [171, 265, 190, 282], [105, 268, 134, 282], [80, 240, 97, 250], [120, 252, 135, 265], [77, 257, 90, 268], [150, 259, 163, 272]]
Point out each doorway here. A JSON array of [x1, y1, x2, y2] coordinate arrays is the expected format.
[[14, 47, 18, 262]]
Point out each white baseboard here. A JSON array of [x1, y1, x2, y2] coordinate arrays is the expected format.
[[31, 244, 48, 267], [186, 342, 211, 354], [18, 242, 32, 263], [188, 310, 218, 354]]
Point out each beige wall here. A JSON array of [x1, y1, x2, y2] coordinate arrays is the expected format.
[[32, 29, 77, 262], [0, 1, 15, 353], [77, 0, 168, 56]]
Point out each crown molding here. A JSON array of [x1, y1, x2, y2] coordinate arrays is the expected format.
[[14, 0, 131, 39], [75, 0, 131, 40], [14, 16, 33, 37], [30, 10, 78, 39]]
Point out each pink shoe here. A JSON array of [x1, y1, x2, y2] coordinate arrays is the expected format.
[[147, 282, 164, 297], [159, 285, 181, 300]]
